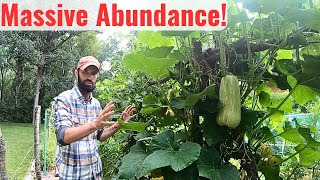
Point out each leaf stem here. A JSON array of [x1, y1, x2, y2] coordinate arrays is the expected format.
[[286, 163, 300, 180], [272, 145, 306, 167], [217, 33, 226, 77], [253, 83, 298, 132], [296, 47, 301, 67]]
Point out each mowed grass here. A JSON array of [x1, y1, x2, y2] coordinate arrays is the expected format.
[[0, 122, 43, 180]]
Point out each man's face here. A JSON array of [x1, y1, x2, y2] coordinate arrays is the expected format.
[[77, 65, 99, 93]]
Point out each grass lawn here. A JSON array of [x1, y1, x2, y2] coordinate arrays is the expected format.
[[0, 122, 44, 180]]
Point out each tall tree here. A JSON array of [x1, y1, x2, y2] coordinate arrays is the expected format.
[[30, 32, 81, 125], [75, 31, 102, 58], [0, 31, 104, 123], [0, 129, 8, 180]]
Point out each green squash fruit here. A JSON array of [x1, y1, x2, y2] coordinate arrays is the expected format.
[[217, 75, 241, 129], [167, 89, 175, 101]]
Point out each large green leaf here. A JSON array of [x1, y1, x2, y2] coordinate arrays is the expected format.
[[269, 110, 285, 127], [301, 36, 320, 56], [259, 92, 271, 107], [260, 0, 289, 13], [202, 114, 228, 146], [302, 55, 320, 75], [281, 130, 304, 144], [252, 18, 273, 39], [285, 9, 320, 30], [170, 98, 186, 109], [158, 116, 181, 127], [291, 85, 318, 106], [287, 75, 297, 88], [140, 94, 164, 115], [197, 146, 220, 167], [118, 120, 149, 133], [270, 98, 293, 114], [198, 164, 239, 180], [260, 126, 276, 144], [149, 129, 177, 151], [299, 54, 320, 90], [280, 122, 304, 144], [140, 107, 162, 115], [237, 109, 261, 134], [142, 93, 161, 106], [298, 127, 320, 147], [294, 127, 320, 167], [185, 85, 216, 108], [227, 11, 251, 27], [162, 163, 199, 180], [257, 83, 272, 95], [160, 31, 193, 38], [295, 145, 320, 167], [278, 60, 299, 75], [144, 46, 174, 58], [196, 99, 222, 114], [118, 142, 149, 179], [197, 147, 239, 180], [185, 93, 202, 108], [242, 0, 261, 12], [141, 142, 201, 174], [138, 31, 174, 47], [287, 33, 309, 48], [276, 50, 293, 60], [287, 74, 319, 106], [257, 83, 272, 108], [123, 52, 178, 78], [168, 50, 186, 62], [259, 164, 282, 180]]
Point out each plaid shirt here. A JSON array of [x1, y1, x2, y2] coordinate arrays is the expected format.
[[54, 85, 103, 180]]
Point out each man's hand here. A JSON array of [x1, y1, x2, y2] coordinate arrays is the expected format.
[[93, 101, 116, 129], [120, 105, 136, 122]]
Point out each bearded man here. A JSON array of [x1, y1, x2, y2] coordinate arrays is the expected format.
[[54, 56, 135, 180]]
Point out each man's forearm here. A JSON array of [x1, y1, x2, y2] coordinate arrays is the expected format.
[[98, 122, 121, 142], [63, 122, 98, 144]]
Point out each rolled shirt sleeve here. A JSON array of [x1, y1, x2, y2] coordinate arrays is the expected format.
[[54, 97, 72, 146]]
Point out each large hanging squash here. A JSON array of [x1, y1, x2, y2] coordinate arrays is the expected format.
[[217, 75, 241, 129]]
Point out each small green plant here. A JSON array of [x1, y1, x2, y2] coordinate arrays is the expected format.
[[98, 132, 128, 179], [40, 108, 58, 172]]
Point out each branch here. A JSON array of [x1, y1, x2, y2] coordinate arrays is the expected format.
[[147, 77, 170, 85], [203, 39, 277, 65], [253, 83, 298, 130], [47, 33, 77, 53]]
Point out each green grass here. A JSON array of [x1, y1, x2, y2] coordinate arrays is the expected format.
[[0, 122, 44, 180]]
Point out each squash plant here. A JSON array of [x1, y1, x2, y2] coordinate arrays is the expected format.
[[97, 0, 320, 179]]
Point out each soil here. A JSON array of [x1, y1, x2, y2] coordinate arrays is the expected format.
[[25, 160, 59, 180]]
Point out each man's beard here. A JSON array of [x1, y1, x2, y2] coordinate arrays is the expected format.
[[77, 76, 96, 93]]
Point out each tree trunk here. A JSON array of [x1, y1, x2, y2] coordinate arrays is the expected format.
[[32, 53, 46, 125], [0, 67, 4, 103], [32, 53, 46, 180], [34, 106, 41, 180], [14, 58, 24, 113], [0, 130, 8, 180]]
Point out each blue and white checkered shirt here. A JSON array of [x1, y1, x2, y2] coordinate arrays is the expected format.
[[54, 85, 103, 180]]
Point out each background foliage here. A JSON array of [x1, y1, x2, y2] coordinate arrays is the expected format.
[[1, 0, 320, 179], [95, 0, 320, 179]]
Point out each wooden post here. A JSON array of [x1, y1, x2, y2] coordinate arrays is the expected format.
[[0, 129, 8, 180], [34, 105, 41, 179]]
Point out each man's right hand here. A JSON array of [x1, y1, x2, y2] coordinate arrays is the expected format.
[[93, 101, 116, 129]]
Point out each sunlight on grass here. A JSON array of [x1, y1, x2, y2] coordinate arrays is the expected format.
[[0, 122, 43, 180]]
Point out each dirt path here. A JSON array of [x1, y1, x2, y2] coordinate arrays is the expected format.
[[25, 160, 59, 180]]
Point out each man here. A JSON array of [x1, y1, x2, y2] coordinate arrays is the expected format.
[[54, 56, 135, 180]]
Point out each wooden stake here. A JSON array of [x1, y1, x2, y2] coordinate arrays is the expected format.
[[34, 105, 41, 179]]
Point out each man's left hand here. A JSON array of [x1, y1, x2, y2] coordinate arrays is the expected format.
[[120, 105, 136, 122]]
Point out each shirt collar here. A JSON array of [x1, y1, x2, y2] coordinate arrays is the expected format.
[[72, 85, 92, 104]]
